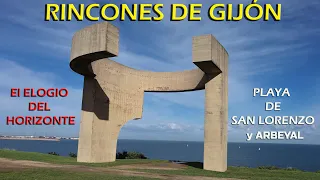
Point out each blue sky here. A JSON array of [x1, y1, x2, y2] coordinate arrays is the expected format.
[[0, 0, 319, 144]]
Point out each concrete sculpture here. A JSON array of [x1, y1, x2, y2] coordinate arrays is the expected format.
[[70, 22, 228, 172]]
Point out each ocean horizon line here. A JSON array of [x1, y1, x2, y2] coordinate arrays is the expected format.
[[1, 136, 320, 146]]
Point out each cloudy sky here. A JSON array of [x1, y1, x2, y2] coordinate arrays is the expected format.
[[0, 0, 319, 144]]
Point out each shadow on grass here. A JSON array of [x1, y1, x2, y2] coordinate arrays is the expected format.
[[182, 162, 203, 169]]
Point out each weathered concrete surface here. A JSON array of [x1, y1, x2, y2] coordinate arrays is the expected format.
[[70, 22, 228, 172], [193, 35, 228, 172]]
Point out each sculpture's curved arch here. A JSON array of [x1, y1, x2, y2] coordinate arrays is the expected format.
[[69, 23, 225, 92], [73, 56, 211, 92], [71, 22, 228, 172]]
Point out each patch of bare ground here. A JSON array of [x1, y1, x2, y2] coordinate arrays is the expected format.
[[0, 158, 240, 180], [113, 162, 187, 170]]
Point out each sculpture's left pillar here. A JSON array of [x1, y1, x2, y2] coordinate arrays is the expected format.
[[69, 22, 120, 162], [77, 77, 122, 162]]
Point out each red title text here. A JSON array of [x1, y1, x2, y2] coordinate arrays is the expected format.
[[7, 88, 75, 126]]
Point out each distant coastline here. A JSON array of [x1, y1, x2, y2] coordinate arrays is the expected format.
[[0, 135, 78, 141], [0, 137, 60, 141]]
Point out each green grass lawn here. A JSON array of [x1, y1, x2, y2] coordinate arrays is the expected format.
[[0, 149, 167, 167], [1, 169, 155, 180], [0, 149, 162, 180], [1, 149, 320, 180], [136, 165, 320, 180]]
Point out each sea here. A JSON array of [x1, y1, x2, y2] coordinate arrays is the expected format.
[[1, 139, 320, 172]]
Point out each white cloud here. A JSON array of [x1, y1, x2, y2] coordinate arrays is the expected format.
[[123, 121, 202, 133]]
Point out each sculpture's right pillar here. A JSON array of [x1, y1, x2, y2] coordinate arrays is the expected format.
[[192, 35, 228, 172]]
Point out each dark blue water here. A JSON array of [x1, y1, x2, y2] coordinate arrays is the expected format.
[[1, 139, 320, 172]]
